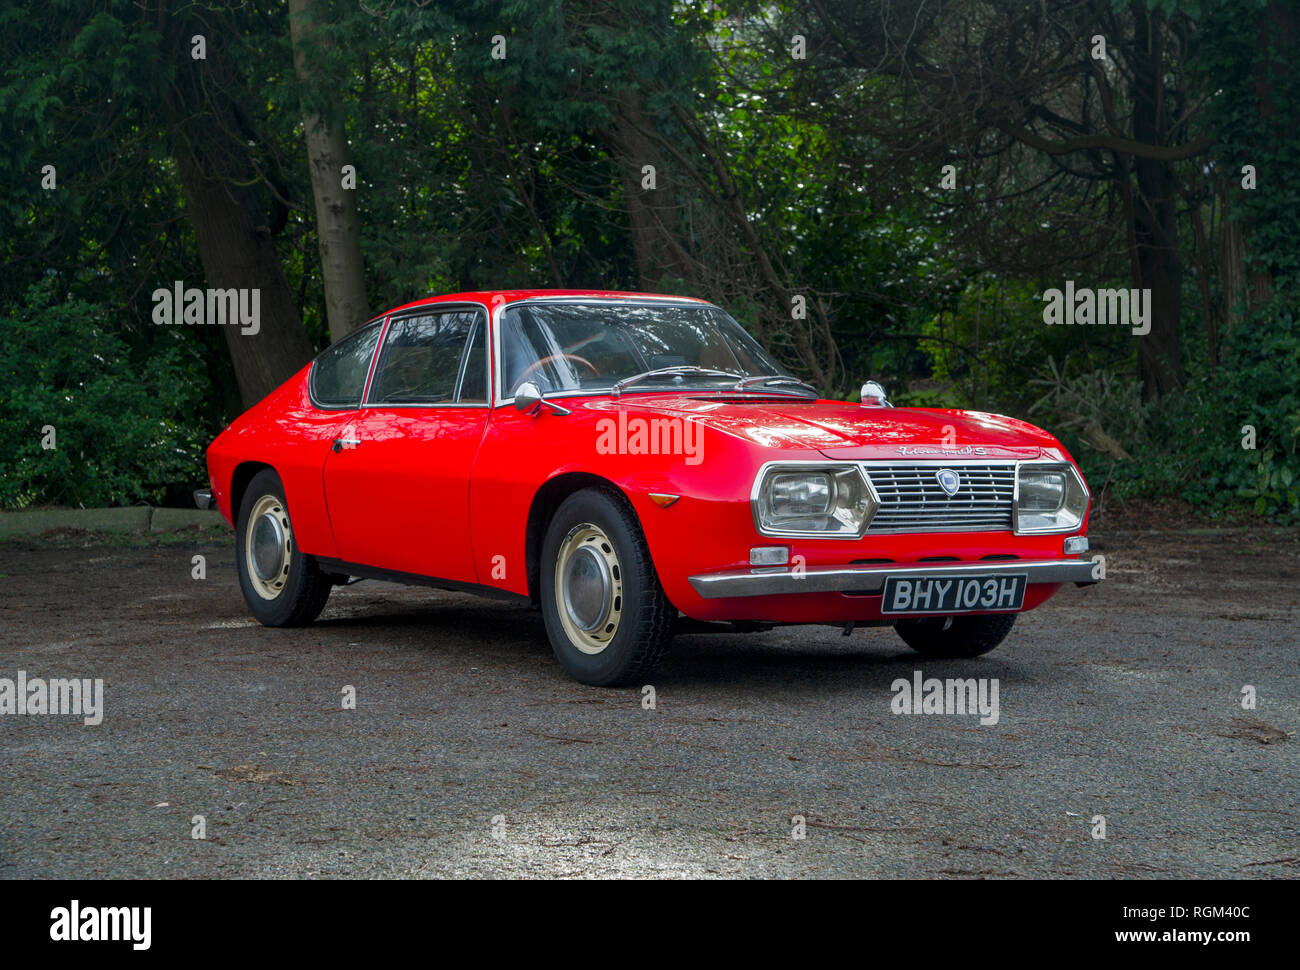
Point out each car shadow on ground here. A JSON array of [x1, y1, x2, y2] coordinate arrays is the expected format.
[[660, 631, 1039, 690], [306, 593, 1038, 692]]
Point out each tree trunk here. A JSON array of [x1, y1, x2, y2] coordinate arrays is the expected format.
[[160, 8, 314, 408], [1130, 154, 1184, 398], [1232, 0, 1299, 312], [1130, 2, 1184, 398], [604, 91, 694, 290], [1218, 200, 1247, 329], [172, 151, 316, 407], [289, 0, 369, 342]]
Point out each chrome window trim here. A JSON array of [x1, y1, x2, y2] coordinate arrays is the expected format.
[[358, 315, 390, 405], [452, 314, 487, 403], [510, 294, 710, 305], [362, 301, 492, 409], [491, 296, 747, 407], [307, 316, 388, 411], [749, 459, 879, 540]]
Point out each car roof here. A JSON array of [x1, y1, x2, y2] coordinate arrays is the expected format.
[[379, 289, 712, 318]]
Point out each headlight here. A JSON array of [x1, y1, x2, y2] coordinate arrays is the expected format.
[[769, 472, 832, 516], [1019, 469, 1066, 512], [1013, 462, 1089, 534], [753, 464, 877, 537]]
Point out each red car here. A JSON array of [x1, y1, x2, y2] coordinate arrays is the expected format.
[[204, 290, 1100, 685]]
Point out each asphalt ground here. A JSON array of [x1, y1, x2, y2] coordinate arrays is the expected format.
[[0, 526, 1295, 878]]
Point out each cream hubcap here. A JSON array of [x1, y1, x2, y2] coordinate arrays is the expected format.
[[246, 494, 293, 600], [555, 523, 623, 655]]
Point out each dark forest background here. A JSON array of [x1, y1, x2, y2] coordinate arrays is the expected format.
[[1, 0, 1297, 520]]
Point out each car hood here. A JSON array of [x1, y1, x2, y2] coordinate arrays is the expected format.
[[584, 395, 1057, 460]]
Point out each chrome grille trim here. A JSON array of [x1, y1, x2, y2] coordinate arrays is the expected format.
[[861, 461, 1017, 533]]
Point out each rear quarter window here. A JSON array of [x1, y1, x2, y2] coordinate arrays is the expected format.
[[310, 321, 383, 408]]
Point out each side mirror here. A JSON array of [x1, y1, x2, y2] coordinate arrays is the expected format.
[[514, 381, 571, 416], [514, 381, 544, 414], [860, 380, 891, 407]]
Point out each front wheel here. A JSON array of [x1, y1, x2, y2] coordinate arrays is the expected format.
[[893, 613, 1016, 658], [235, 468, 333, 627], [540, 488, 674, 686]]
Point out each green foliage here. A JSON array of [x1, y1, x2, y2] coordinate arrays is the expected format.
[[0, 0, 1294, 523], [917, 276, 1136, 415], [1198, 0, 1300, 291], [1210, 301, 1300, 516], [1028, 360, 1156, 448], [1019, 298, 1300, 522], [0, 281, 210, 508], [1239, 449, 1300, 515]]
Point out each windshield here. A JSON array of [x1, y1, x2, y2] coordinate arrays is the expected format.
[[499, 301, 787, 397]]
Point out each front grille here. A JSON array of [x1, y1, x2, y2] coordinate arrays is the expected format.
[[863, 462, 1016, 533]]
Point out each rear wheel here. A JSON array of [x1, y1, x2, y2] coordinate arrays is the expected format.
[[235, 469, 332, 627], [893, 613, 1016, 658], [540, 488, 674, 686]]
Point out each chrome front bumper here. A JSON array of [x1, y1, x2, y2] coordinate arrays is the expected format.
[[687, 559, 1099, 599]]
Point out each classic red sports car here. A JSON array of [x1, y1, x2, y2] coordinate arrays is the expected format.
[[203, 290, 1099, 685]]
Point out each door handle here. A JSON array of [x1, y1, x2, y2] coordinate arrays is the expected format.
[[332, 438, 361, 453]]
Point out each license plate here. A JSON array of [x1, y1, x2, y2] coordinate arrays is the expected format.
[[881, 574, 1027, 615]]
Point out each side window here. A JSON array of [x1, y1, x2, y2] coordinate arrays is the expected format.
[[310, 322, 382, 408], [369, 309, 484, 405], [458, 317, 488, 404]]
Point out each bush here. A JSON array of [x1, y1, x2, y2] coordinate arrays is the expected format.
[[1207, 300, 1300, 517], [1024, 300, 1299, 522], [913, 276, 1299, 523], [916, 276, 1134, 416], [0, 280, 211, 508]]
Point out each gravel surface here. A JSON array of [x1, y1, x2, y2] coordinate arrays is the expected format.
[[0, 528, 1296, 878]]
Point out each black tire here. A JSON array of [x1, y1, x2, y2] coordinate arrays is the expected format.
[[893, 613, 1016, 658], [235, 468, 333, 627], [540, 488, 674, 686]]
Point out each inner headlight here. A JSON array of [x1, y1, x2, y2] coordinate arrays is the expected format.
[[769, 472, 832, 517], [1014, 462, 1089, 534], [1019, 469, 1066, 512], [754, 464, 877, 537]]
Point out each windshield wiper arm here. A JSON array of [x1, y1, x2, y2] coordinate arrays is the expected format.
[[611, 366, 738, 398], [732, 375, 819, 397]]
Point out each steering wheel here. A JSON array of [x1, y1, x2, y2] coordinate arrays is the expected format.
[[512, 353, 600, 393]]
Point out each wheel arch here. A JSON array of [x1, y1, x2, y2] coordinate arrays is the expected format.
[[229, 460, 275, 521], [524, 472, 639, 606]]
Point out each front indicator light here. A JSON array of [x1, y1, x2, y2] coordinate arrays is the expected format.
[[749, 546, 789, 566]]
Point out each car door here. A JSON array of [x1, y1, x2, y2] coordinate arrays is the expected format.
[[322, 305, 490, 581], [290, 319, 386, 558]]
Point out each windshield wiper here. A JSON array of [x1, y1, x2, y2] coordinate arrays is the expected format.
[[611, 366, 739, 398], [732, 375, 819, 397]]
